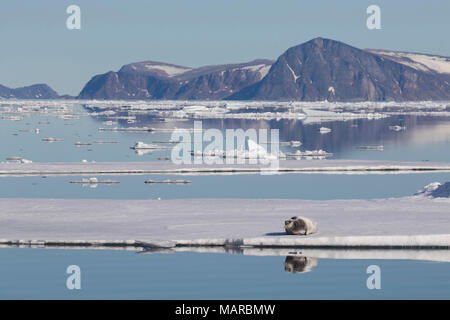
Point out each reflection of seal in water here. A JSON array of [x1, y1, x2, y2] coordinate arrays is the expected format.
[[284, 256, 318, 273], [284, 216, 318, 235]]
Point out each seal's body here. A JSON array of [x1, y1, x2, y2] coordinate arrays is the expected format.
[[284, 216, 318, 235]]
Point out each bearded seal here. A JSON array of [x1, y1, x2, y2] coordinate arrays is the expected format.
[[284, 216, 318, 235]]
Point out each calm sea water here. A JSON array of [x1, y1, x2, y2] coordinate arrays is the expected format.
[[1, 107, 449, 163], [1, 172, 450, 200], [0, 248, 448, 300], [1, 107, 449, 199]]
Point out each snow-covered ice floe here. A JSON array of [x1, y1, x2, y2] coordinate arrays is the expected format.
[[319, 127, 332, 134], [284, 150, 333, 159], [1, 160, 450, 176], [192, 139, 283, 160], [41, 137, 64, 142], [0, 191, 448, 251], [69, 177, 119, 185], [415, 182, 450, 198], [5, 157, 32, 163], [144, 179, 191, 184], [354, 145, 384, 151], [130, 141, 172, 150]]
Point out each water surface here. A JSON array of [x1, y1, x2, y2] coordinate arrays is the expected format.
[[1, 172, 449, 200], [0, 248, 448, 299], [1, 107, 450, 163]]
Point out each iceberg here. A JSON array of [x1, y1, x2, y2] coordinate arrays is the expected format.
[[130, 141, 170, 150], [42, 137, 64, 142], [319, 127, 332, 134]]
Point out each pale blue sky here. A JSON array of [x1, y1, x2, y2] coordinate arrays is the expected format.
[[0, 0, 449, 95]]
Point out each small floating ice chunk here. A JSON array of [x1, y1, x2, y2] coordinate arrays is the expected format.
[[285, 149, 333, 159], [2, 116, 22, 121], [354, 145, 384, 151], [103, 120, 117, 126], [70, 177, 119, 185], [131, 142, 162, 150], [6, 157, 32, 164], [319, 127, 332, 134], [94, 141, 119, 144], [389, 125, 406, 132], [145, 179, 191, 184], [99, 127, 154, 132], [6, 156, 23, 161], [42, 137, 64, 142]]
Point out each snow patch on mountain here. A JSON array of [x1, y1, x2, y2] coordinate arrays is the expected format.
[[369, 49, 450, 74], [144, 64, 192, 77], [241, 64, 272, 79], [286, 63, 299, 81]]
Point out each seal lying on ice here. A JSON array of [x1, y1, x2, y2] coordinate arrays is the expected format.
[[284, 216, 318, 235]]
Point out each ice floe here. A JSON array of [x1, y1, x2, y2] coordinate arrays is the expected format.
[[192, 139, 284, 160], [70, 177, 119, 186], [2, 99, 450, 124], [389, 125, 406, 131], [144, 179, 191, 184], [319, 127, 332, 134], [415, 182, 450, 198], [41, 137, 64, 142], [130, 141, 171, 150], [354, 145, 384, 151], [284, 150, 333, 159], [0, 193, 448, 249]]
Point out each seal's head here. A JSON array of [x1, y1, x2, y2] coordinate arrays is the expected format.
[[285, 216, 307, 235]]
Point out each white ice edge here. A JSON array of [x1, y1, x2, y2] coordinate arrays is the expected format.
[[2, 243, 450, 263], [1, 160, 450, 176], [1, 235, 449, 251], [175, 234, 450, 248]]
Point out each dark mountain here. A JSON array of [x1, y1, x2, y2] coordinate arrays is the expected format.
[[78, 59, 273, 100], [229, 38, 450, 101], [0, 83, 60, 99], [7, 37, 446, 101]]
